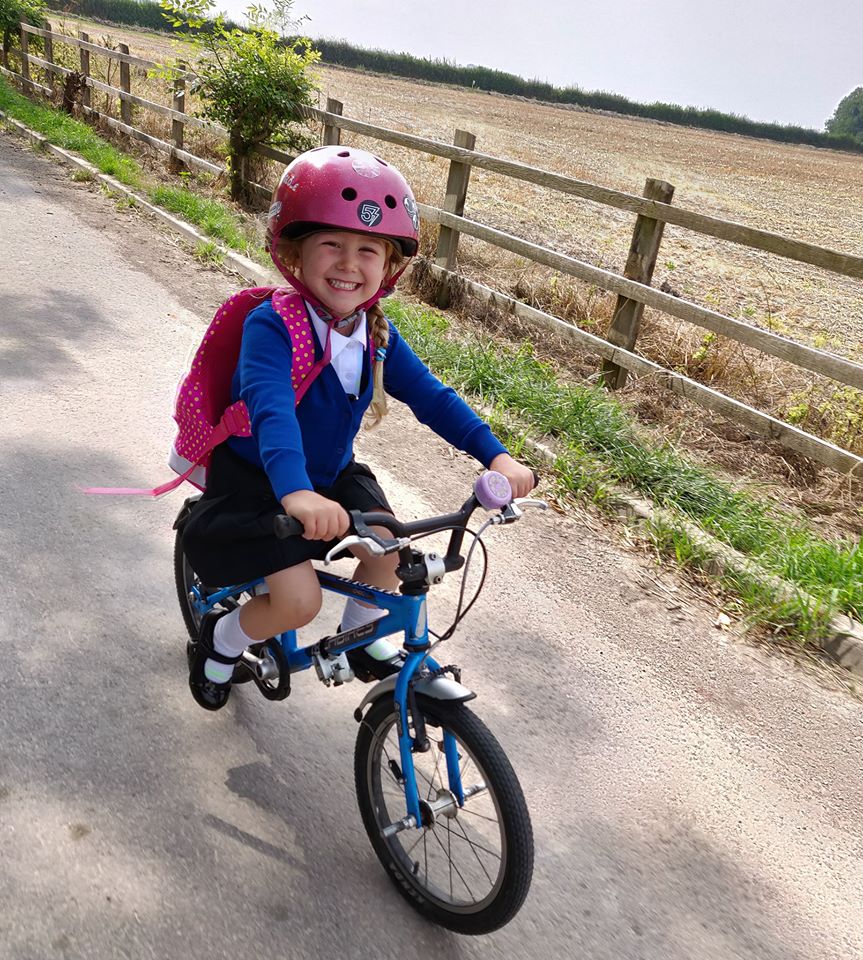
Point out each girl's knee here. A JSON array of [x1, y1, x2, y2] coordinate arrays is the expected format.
[[265, 564, 322, 629], [269, 586, 321, 629]]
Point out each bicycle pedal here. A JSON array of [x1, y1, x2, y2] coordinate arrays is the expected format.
[[245, 640, 291, 701]]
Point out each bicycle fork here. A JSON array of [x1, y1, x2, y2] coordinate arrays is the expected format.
[[383, 601, 471, 838]]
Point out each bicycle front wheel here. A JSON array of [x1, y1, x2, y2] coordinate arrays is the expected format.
[[355, 696, 533, 935]]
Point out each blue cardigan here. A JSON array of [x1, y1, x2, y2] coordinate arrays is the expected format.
[[227, 300, 507, 500]]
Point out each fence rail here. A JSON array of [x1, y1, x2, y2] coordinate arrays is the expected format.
[[5, 21, 863, 476], [420, 262, 863, 475], [419, 205, 863, 390]]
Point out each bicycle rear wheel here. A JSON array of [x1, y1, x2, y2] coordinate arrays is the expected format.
[[173, 526, 205, 643], [355, 696, 533, 935]]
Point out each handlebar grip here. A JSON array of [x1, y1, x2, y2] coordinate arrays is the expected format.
[[274, 514, 305, 539]]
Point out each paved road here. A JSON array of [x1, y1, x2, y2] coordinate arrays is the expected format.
[[1, 134, 862, 960]]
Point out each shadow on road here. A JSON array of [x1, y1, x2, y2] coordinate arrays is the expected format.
[[0, 287, 112, 382]]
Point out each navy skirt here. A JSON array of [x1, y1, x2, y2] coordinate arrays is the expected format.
[[179, 444, 392, 586]]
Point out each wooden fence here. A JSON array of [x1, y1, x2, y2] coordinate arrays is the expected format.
[[4, 22, 863, 476]]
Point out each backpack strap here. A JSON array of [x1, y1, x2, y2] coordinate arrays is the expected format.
[[271, 289, 335, 403]]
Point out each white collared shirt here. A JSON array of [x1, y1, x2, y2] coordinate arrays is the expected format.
[[307, 303, 367, 398]]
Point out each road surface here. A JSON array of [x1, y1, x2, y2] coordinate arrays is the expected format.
[[1, 133, 861, 960]]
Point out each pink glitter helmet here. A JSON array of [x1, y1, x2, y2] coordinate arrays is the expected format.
[[266, 146, 420, 308]]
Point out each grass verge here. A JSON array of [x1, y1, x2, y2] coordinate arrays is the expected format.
[[387, 299, 862, 639], [0, 77, 264, 263]]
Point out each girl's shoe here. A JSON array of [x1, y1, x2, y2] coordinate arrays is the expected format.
[[188, 610, 241, 711]]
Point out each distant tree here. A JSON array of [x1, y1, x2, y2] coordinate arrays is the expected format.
[[0, 0, 46, 67], [825, 87, 863, 142]]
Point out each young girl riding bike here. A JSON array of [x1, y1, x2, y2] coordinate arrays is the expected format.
[[180, 145, 534, 712]]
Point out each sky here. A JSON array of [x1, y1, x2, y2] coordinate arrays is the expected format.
[[215, 0, 862, 130]]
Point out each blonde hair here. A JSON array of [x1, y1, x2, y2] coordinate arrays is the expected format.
[[272, 233, 404, 429]]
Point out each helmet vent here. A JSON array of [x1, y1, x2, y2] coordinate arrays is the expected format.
[[337, 150, 350, 158], [341, 187, 358, 201], [384, 195, 397, 208]]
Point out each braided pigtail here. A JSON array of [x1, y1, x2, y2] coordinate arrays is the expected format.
[[364, 302, 390, 429]]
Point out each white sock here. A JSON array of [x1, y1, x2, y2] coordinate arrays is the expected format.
[[341, 599, 398, 662], [204, 607, 254, 683]]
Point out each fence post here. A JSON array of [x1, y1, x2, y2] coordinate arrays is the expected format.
[[19, 25, 31, 92], [434, 128, 475, 308], [600, 177, 675, 389], [169, 62, 186, 172], [42, 21, 55, 95], [118, 42, 131, 125], [79, 31, 91, 110], [323, 97, 343, 145]]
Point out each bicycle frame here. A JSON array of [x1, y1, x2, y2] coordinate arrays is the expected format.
[[189, 569, 462, 829]]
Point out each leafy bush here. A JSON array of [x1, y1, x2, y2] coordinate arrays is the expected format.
[[160, 0, 319, 201], [1, 0, 46, 62]]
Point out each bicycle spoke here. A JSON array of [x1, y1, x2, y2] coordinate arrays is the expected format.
[[430, 821, 476, 903], [460, 752, 475, 785], [451, 826, 501, 862], [427, 741, 444, 801], [448, 817, 453, 900], [458, 805, 500, 825], [382, 729, 437, 793], [451, 817, 499, 882], [401, 827, 426, 859]]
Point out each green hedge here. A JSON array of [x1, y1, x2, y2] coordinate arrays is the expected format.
[[312, 38, 862, 152]]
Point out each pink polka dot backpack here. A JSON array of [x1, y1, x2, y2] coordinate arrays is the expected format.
[[166, 286, 326, 494]]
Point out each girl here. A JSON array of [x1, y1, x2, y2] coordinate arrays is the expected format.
[[181, 145, 534, 711]]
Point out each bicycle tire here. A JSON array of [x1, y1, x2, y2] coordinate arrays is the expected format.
[[355, 695, 533, 935], [173, 526, 202, 644]]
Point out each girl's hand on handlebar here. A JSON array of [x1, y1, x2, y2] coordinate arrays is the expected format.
[[280, 490, 350, 542], [488, 453, 536, 500]]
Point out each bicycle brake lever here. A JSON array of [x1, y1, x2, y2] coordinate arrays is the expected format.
[[324, 535, 386, 565], [514, 498, 548, 511], [492, 498, 549, 524]]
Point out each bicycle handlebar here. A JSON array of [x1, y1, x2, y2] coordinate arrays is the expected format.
[[273, 470, 539, 544], [273, 514, 305, 539]]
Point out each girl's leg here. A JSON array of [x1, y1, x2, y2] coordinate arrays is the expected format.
[[242, 560, 323, 640], [200, 561, 322, 689], [342, 523, 402, 674]]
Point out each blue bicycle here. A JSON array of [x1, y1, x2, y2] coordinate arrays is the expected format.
[[173, 472, 546, 934]]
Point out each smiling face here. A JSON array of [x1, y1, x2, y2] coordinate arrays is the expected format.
[[296, 231, 392, 318]]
